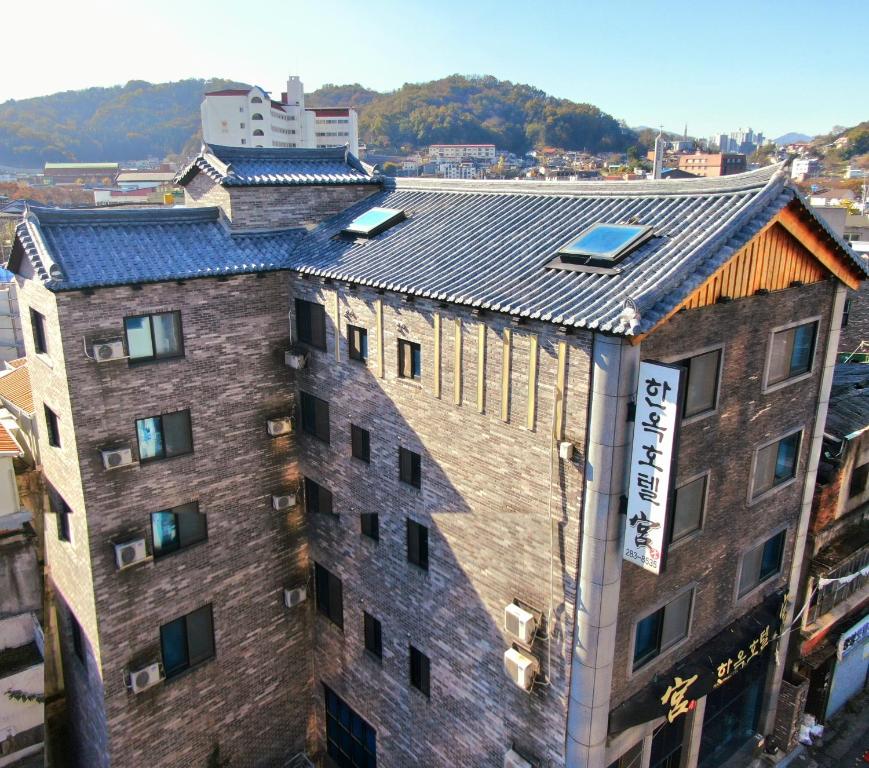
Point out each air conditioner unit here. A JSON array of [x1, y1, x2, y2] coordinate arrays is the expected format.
[[283, 586, 307, 608], [267, 417, 294, 437], [504, 647, 539, 691], [272, 493, 297, 511], [114, 538, 148, 570], [504, 749, 533, 768], [129, 661, 162, 694], [101, 446, 134, 470], [558, 441, 574, 460], [92, 339, 126, 362], [285, 350, 308, 370], [505, 603, 537, 645]]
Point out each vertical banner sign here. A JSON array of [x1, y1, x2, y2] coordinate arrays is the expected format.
[[623, 361, 683, 574]]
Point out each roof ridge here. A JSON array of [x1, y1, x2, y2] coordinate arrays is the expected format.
[[25, 206, 221, 226], [386, 163, 786, 198]]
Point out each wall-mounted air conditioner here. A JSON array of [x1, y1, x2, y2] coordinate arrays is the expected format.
[[267, 417, 294, 437], [128, 661, 163, 694], [114, 538, 148, 570], [101, 446, 134, 470], [92, 339, 126, 362], [272, 493, 297, 511], [285, 350, 308, 370], [504, 749, 534, 768], [283, 586, 307, 608], [504, 647, 539, 691], [558, 441, 574, 460], [505, 603, 538, 645]]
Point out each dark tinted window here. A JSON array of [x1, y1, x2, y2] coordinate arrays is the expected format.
[[738, 530, 786, 597], [351, 424, 370, 462], [324, 685, 377, 768], [753, 432, 800, 497], [399, 447, 421, 488], [361, 513, 379, 541], [398, 339, 421, 380], [300, 391, 330, 443], [410, 645, 430, 697], [348, 325, 368, 362], [315, 562, 343, 629], [31, 309, 48, 355], [159, 604, 214, 678], [305, 477, 334, 516], [136, 410, 193, 462], [849, 463, 869, 498], [151, 502, 207, 557], [407, 519, 429, 570], [296, 299, 327, 350], [44, 405, 61, 448], [364, 612, 382, 659]]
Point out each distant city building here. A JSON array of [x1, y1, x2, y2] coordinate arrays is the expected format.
[[844, 166, 866, 180], [428, 144, 496, 162], [678, 152, 747, 177], [115, 171, 177, 191], [201, 75, 359, 155], [792, 158, 821, 180], [43, 162, 118, 186]]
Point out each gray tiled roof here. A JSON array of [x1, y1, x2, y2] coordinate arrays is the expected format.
[[174, 144, 381, 187], [825, 364, 869, 440], [13, 206, 304, 290], [12, 165, 866, 338], [292, 165, 864, 335]]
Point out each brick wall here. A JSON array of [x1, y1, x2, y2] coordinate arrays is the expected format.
[[770, 672, 809, 752], [23, 272, 311, 767], [838, 283, 868, 355], [290, 277, 591, 767], [611, 280, 837, 708], [183, 172, 378, 230]]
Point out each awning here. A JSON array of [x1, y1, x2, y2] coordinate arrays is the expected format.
[[609, 590, 786, 734]]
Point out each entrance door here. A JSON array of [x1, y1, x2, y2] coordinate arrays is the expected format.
[[650, 716, 685, 768], [698, 670, 765, 767]]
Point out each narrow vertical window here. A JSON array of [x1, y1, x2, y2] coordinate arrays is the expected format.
[[398, 339, 421, 380], [360, 513, 379, 541], [407, 519, 429, 570], [314, 562, 343, 629], [305, 477, 334, 516], [30, 309, 48, 355], [300, 392, 330, 443], [44, 405, 61, 448], [348, 325, 368, 362], [409, 645, 430, 697], [399, 447, 421, 488], [364, 612, 382, 659], [295, 299, 327, 350], [351, 424, 370, 462]]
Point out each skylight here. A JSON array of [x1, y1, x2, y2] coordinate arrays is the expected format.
[[343, 207, 405, 237], [548, 222, 655, 274]]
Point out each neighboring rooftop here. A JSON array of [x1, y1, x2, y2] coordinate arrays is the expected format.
[[44, 162, 118, 170], [0, 364, 33, 415], [11, 206, 305, 291], [175, 144, 380, 187], [116, 172, 177, 184], [825, 363, 869, 440]]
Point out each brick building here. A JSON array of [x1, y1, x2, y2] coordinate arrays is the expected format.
[[7, 146, 866, 768], [677, 153, 747, 178]]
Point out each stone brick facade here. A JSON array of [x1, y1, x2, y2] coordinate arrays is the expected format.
[[183, 172, 377, 230], [611, 279, 836, 707], [23, 270, 310, 767], [290, 276, 592, 766]]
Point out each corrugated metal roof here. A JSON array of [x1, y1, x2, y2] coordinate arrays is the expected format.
[[175, 144, 381, 187], [14, 206, 305, 291], [292, 165, 863, 335]]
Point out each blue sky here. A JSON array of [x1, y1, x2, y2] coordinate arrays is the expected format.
[[5, 0, 867, 138]]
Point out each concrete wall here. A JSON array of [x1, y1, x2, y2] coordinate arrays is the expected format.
[[291, 276, 591, 767]]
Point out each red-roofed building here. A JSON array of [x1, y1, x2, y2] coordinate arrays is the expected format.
[[201, 76, 359, 155]]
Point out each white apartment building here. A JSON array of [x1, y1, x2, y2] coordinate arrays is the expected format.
[[792, 157, 821, 180], [201, 75, 359, 155], [428, 144, 496, 162]]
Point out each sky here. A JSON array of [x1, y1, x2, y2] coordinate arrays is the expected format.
[[4, 0, 867, 139]]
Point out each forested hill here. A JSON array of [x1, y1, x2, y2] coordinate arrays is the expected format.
[[0, 74, 634, 167]]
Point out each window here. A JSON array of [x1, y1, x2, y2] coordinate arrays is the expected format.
[[397, 339, 421, 380], [849, 463, 869, 498], [159, 604, 215, 678], [44, 405, 60, 447], [677, 349, 721, 418], [295, 299, 327, 350], [240, 122, 245, 129], [151, 502, 207, 558], [251, 112, 263, 120], [409, 645, 430, 697], [314, 562, 343, 629], [70, 612, 85, 663], [752, 431, 801, 498], [671, 475, 706, 542], [738, 531, 785, 597], [364, 612, 382, 659], [633, 589, 692, 670], [607, 742, 643, 768], [253, 128, 264, 136], [399, 447, 421, 488], [767, 322, 818, 386], [407, 519, 429, 570], [351, 424, 370, 463], [348, 325, 368, 362], [30, 309, 47, 355], [251, 96, 262, 103], [842, 299, 852, 328], [342, 207, 405, 237], [300, 391, 330, 443], [124, 311, 183, 362], [324, 685, 377, 768], [305, 477, 334, 516], [360, 512, 379, 541], [50, 488, 72, 543], [136, 410, 193, 462]]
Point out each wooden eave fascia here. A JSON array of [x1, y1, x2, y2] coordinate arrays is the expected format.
[[629, 202, 863, 346]]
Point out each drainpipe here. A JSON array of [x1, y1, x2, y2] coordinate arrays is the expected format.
[[760, 283, 847, 736], [566, 333, 639, 767]]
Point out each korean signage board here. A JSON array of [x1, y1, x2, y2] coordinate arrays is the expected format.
[[838, 613, 869, 660], [623, 361, 684, 574]]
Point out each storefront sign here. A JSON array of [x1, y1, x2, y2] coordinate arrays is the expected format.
[[609, 591, 786, 734], [838, 613, 869, 660], [623, 361, 683, 575]]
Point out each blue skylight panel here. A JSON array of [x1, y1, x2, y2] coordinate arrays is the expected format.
[[343, 207, 405, 237], [559, 224, 651, 260]]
